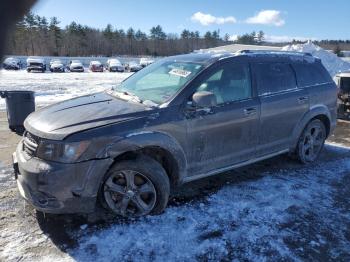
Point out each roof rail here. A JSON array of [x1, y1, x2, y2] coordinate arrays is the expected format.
[[237, 49, 313, 56]]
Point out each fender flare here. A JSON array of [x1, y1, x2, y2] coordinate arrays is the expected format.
[[104, 131, 188, 183], [290, 105, 331, 150]]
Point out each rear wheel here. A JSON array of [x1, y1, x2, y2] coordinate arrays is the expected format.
[[296, 119, 326, 163], [100, 156, 170, 217]]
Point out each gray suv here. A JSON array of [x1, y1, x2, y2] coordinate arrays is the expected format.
[[13, 51, 337, 217]]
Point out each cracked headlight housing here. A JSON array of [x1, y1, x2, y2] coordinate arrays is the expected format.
[[36, 140, 90, 163]]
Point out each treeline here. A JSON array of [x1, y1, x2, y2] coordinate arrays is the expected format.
[[5, 12, 230, 57], [6, 13, 350, 57]]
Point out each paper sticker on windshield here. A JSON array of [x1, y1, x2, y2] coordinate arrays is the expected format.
[[169, 68, 191, 78]]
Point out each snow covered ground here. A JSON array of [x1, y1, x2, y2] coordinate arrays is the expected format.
[[1, 143, 350, 261], [72, 144, 350, 262], [0, 70, 132, 110]]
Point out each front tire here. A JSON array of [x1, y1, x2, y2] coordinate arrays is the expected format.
[[100, 156, 170, 217], [296, 119, 326, 164]]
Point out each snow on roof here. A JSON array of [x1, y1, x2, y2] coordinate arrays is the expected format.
[[335, 72, 350, 77], [91, 61, 101, 65], [27, 57, 44, 63]]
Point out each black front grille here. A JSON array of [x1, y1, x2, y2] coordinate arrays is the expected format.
[[29, 63, 43, 67], [23, 132, 39, 156]]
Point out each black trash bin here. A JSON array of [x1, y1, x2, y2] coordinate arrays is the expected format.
[[0, 90, 35, 134]]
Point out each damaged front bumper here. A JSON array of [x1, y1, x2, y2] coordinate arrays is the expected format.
[[13, 141, 111, 214]]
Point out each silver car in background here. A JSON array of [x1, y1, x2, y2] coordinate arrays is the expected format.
[[106, 58, 125, 72], [49, 59, 65, 72]]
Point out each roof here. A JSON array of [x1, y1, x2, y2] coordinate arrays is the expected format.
[[166, 48, 317, 66], [203, 43, 282, 53], [167, 52, 233, 65], [27, 57, 44, 63]]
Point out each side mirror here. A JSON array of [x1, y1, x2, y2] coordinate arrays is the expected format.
[[192, 91, 217, 108]]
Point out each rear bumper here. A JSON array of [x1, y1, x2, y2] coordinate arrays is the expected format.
[[27, 66, 45, 71], [14, 142, 112, 214]]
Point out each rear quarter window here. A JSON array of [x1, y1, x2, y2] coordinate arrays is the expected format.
[[254, 63, 297, 96], [292, 63, 332, 87]]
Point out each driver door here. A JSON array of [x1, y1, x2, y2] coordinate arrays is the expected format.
[[185, 60, 260, 176]]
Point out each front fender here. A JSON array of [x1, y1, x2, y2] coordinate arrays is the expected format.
[[105, 131, 188, 183], [290, 105, 333, 150]]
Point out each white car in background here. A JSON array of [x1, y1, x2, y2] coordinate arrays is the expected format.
[[106, 58, 125, 72], [128, 61, 143, 72], [3, 57, 21, 70], [140, 57, 154, 68], [49, 59, 65, 72], [26, 57, 46, 72], [68, 60, 84, 72]]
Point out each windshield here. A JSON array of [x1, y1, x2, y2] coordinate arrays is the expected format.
[[110, 59, 121, 65], [113, 59, 203, 105], [51, 59, 62, 64]]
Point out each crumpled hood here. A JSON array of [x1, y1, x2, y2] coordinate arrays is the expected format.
[[24, 92, 148, 140]]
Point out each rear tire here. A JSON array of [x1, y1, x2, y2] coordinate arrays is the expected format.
[[295, 119, 326, 164], [100, 156, 170, 217]]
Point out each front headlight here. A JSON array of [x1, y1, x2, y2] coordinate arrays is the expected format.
[[36, 140, 90, 163]]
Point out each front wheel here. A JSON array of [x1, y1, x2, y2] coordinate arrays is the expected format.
[[296, 119, 326, 164], [100, 156, 170, 217]]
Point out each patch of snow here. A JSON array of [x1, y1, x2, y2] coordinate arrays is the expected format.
[[72, 144, 350, 261], [282, 41, 350, 76], [0, 70, 132, 110]]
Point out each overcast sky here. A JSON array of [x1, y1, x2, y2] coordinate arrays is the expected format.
[[33, 0, 350, 42]]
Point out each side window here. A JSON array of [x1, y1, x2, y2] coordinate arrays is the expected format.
[[195, 63, 252, 104], [254, 63, 296, 96], [293, 63, 331, 87]]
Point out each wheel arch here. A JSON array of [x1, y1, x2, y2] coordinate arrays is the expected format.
[[104, 131, 188, 190], [290, 105, 332, 151]]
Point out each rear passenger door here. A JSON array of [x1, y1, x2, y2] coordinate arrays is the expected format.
[[252, 62, 309, 156]]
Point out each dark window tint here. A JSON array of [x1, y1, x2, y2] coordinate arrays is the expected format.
[[196, 62, 251, 104], [340, 77, 350, 92], [254, 63, 297, 95], [293, 63, 331, 87]]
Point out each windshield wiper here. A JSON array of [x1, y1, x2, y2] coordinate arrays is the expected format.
[[110, 89, 143, 104]]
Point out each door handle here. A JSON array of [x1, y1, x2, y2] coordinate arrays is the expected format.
[[298, 96, 309, 103], [244, 107, 257, 116]]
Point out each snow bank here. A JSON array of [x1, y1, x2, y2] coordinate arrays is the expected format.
[[282, 41, 350, 76], [0, 70, 132, 110]]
